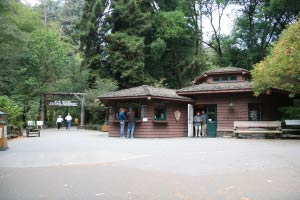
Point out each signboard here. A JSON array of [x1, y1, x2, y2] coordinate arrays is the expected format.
[[49, 100, 78, 107], [4, 126, 7, 138]]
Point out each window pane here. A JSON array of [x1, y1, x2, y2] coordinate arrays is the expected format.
[[115, 103, 141, 120], [115, 103, 128, 120], [229, 75, 237, 80], [129, 103, 141, 120], [154, 103, 166, 120], [248, 103, 261, 121]]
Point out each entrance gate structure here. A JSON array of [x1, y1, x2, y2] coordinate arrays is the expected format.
[[40, 93, 85, 128]]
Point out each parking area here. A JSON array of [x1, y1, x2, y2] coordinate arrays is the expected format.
[[0, 128, 300, 200]]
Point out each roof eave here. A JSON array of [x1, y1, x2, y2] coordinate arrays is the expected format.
[[98, 95, 193, 102], [177, 88, 253, 95]]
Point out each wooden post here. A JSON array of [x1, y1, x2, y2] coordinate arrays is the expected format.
[[80, 95, 85, 127]]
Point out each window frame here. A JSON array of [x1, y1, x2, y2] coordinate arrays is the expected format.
[[114, 103, 141, 120], [153, 103, 167, 120], [248, 103, 262, 121], [213, 75, 237, 82]]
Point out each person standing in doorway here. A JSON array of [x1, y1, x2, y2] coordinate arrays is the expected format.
[[119, 108, 126, 138], [56, 115, 63, 130], [65, 113, 72, 130], [193, 111, 202, 137], [127, 107, 135, 138], [201, 110, 208, 137]]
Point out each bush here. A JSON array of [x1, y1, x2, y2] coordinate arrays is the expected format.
[[0, 96, 23, 127]]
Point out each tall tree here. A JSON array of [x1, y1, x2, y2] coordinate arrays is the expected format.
[[252, 22, 300, 97], [59, 0, 84, 44], [202, 0, 230, 60], [0, 0, 41, 95], [226, 0, 300, 69], [79, 0, 110, 87]]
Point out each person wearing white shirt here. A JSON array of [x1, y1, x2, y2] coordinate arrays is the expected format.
[[65, 113, 72, 130], [56, 115, 64, 130]]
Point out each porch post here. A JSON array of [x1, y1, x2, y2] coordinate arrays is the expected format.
[[188, 104, 194, 137]]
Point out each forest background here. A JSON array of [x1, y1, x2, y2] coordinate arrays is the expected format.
[[0, 0, 299, 128]]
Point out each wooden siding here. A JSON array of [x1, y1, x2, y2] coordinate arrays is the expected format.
[[193, 92, 290, 130], [108, 101, 188, 138]]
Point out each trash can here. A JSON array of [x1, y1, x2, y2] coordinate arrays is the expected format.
[[0, 111, 8, 150]]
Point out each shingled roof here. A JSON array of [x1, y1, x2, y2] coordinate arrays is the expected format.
[[98, 85, 192, 102], [177, 81, 253, 94], [204, 67, 250, 74], [193, 67, 250, 84]]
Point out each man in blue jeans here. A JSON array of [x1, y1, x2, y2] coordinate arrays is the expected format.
[[119, 108, 126, 138], [65, 113, 72, 130], [127, 107, 135, 138]]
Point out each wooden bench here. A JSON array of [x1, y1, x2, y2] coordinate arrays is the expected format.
[[282, 120, 300, 137], [234, 121, 282, 138]]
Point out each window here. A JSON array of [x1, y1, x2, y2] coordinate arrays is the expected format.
[[228, 75, 237, 81], [248, 103, 261, 121], [154, 103, 166, 120], [213, 75, 237, 82], [115, 103, 141, 120]]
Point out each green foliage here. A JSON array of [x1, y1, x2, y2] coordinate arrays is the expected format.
[[252, 22, 300, 96], [85, 78, 118, 111], [106, 32, 145, 89], [0, 96, 22, 126], [24, 29, 69, 94], [279, 100, 300, 119], [226, 0, 300, 70], [111, 0, 151, 35], [0, 0, 42, 95], [154, 11, 190, 39]]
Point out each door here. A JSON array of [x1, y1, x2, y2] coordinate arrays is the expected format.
[[188, 104, 194, 137], [205, 105, 217, 137]]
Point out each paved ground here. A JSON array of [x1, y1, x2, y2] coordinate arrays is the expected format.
[[0, 128, 300, 200]]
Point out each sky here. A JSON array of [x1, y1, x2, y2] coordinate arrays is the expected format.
[[21, 0, 238, 37]]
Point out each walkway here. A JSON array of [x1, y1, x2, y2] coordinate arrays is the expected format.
[[0, 128, 300, 200]]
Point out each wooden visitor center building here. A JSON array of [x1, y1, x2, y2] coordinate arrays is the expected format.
[[98, 67, 292, 138]]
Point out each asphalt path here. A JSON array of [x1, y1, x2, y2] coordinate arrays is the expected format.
[[0, 128, 300, 200]]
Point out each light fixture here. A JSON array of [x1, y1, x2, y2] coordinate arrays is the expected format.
[[229, 99, 234, 107]]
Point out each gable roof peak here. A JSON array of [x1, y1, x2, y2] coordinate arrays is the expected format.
[[193, 67, 250, 84]]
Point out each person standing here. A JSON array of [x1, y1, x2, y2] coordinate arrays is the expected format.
[[201, 110, 208, 137], [119, 108, 126, 138], [65, 113, 72, 130], [127, 107, 135, 138], [193, 111, 202, 137], [56, 115, 63, 130]]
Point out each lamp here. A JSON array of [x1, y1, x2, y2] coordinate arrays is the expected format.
[[229, 99, 234, 107]]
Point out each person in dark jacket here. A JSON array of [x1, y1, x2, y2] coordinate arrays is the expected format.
[[119, 108, 126, 138], [127, 107, 136, 138], [201, 110, 208, 137]]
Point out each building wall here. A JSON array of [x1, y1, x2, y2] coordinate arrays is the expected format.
[[108, 101, 188, 138], [192, 92, 291, 131]]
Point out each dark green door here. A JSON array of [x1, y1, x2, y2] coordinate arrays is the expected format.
[[205, 105, 217, 137]]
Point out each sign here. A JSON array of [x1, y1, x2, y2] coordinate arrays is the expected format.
[[49, 100, 78, 107], [174, 110, 181, 122], [4, 126, 7, 138], [142, 117, 148, 122]]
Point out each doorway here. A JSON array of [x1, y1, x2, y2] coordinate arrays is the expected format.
[[205, 105, 217, 137], [194, 104, 217, 137]]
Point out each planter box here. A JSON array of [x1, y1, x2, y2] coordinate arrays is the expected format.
[[101, 125, 109, 132]]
